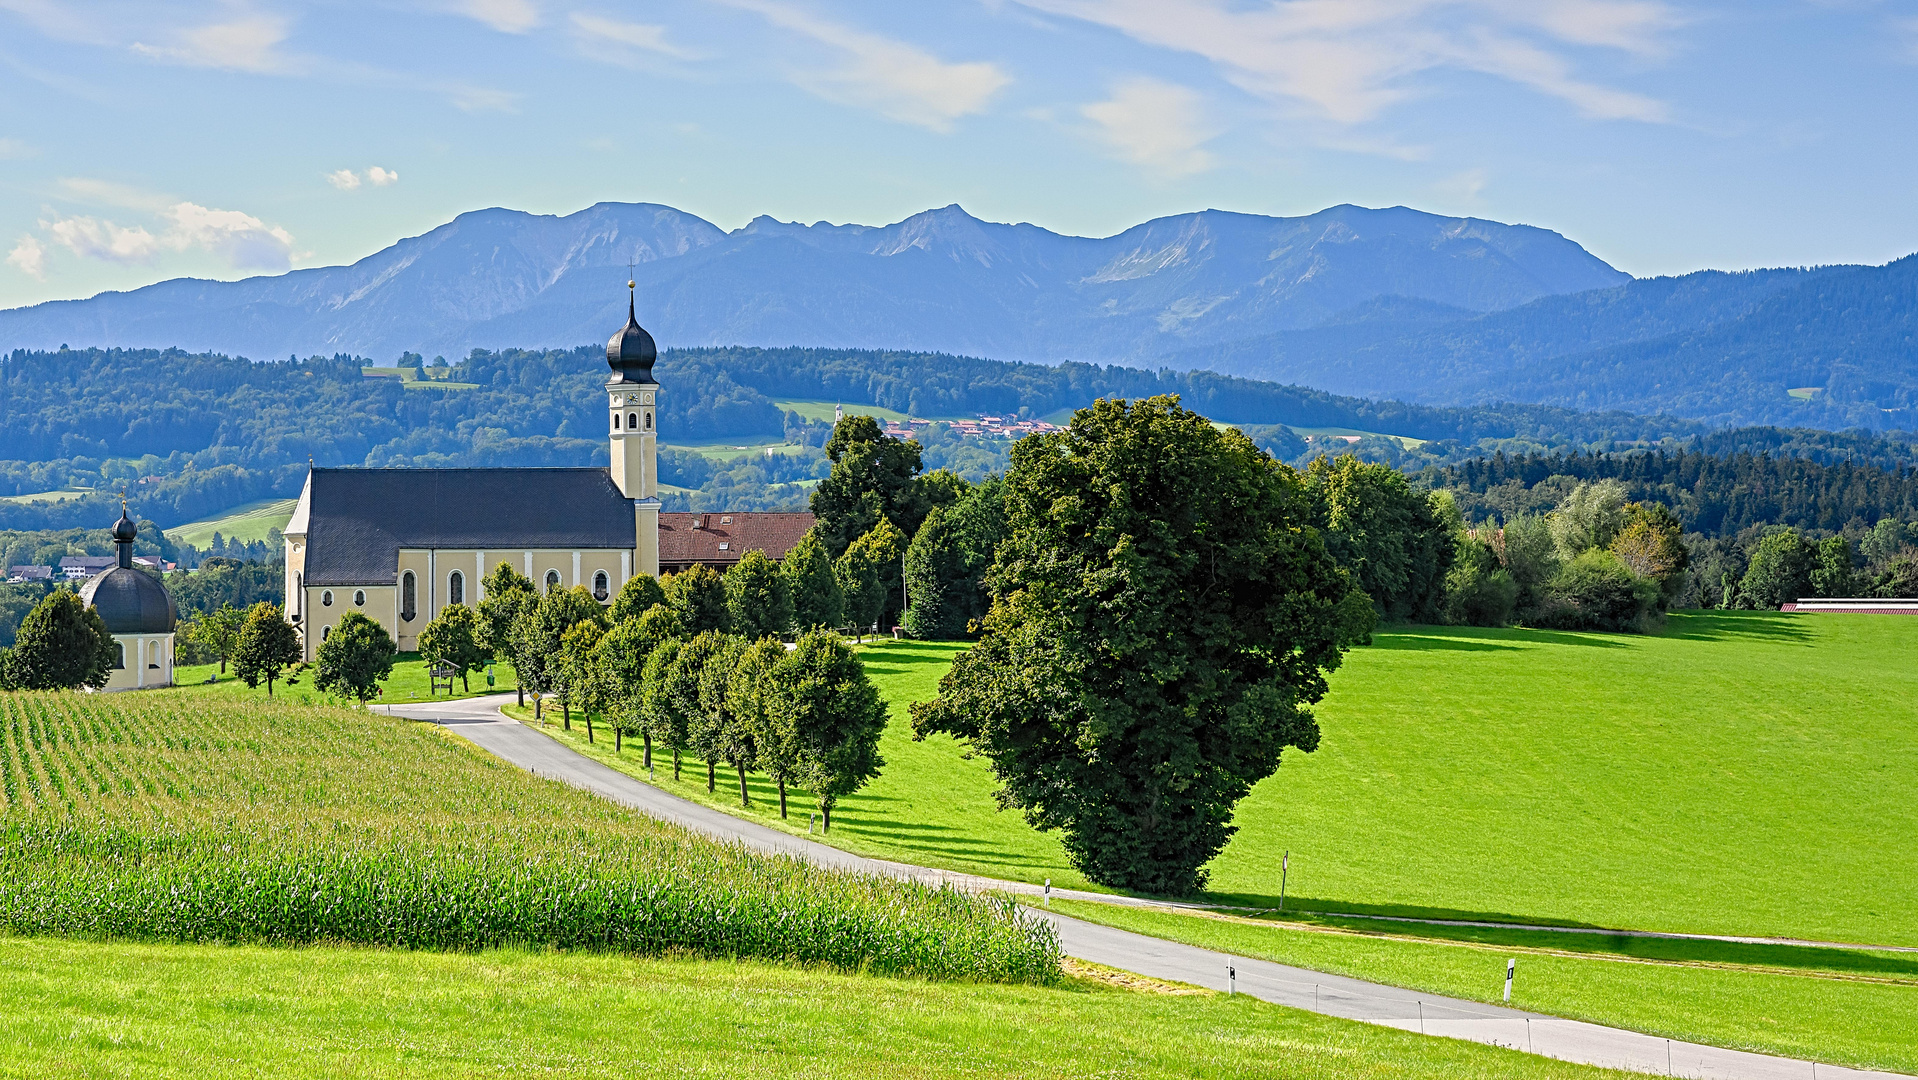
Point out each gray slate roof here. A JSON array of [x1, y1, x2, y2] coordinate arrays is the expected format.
[[300, 468, 635, 586], [80, 568, 178, 634]]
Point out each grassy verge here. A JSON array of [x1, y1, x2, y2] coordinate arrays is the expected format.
[[0, 691, 1054, 981], [0, 936, 1643, 1079], [173, 652, 516, 703], [1048, 900, 1918, 1075]]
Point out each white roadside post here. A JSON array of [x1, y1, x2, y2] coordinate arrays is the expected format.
[[1227, 965, 1236, 995], [1043, 879, 1051, 907], [1504, 958, 1515, 1002], [1279, 850, 1289, 911]]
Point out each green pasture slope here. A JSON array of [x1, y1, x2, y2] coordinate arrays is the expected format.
[[165, 497, 297, 548], [527, 616, 1918, 1070]]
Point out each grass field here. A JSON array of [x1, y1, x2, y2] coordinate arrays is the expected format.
[[775, 399, 915, 424], [0, 488, 95, 505], [165, 497, 297, 548], [0, 936, 1637, 1080], [0, 691, 1053, 978], [173, 652, 517, 703], [665, 440, 813, 461], [538, 619, 1918, 948], [1048, 901, 1918, 1075]]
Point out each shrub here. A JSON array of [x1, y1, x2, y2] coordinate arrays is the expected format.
[[3, 591, 114, 691], [1536, 549, 1659, 631], [1741, 530, 1818, 609]]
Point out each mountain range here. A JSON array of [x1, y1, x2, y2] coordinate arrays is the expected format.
[[0, 201, 1622, 367], [3, 200, 1916, 432]]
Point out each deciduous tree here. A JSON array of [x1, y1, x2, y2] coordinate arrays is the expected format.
[[233, 601, 301, 697], [912, 395, 1355, 894], [810, 415, 929, 557], [833, 540, 881, 640], [3, 591, 114, 690], [1307, 455, 1454, 621], [1741, 529, 1817, 609], [725, 550, 792, 641], [187, 603, 244, 674], [664, 563, 731, 634], [477, 563, 536, 703], [783, 528, 843, 631], [730, 636, 793, 815], [510, 586, 607, 723], [640, 638, 691, 779], [418, 603, 488, 692], [312, 610, 395, 705], [769, 629, 886, 832], [609, 573, 667, 624]]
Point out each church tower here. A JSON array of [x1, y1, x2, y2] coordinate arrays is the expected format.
[[607, 280, 661, 578]]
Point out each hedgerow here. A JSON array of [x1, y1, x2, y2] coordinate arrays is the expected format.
[[0, 693, 1058, 983]]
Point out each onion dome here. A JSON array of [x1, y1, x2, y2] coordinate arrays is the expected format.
[[607, 285, 657, 382], [79, 513, 176, 634]]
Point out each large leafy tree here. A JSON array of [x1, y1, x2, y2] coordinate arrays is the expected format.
[[312, 611, 395, 705], [417, 603, 488, 692], [725, 550, 792, 641], [676, 631, 740, 792], [477, 563, 536, 702], [609, 573, 667, 624], [912, 396, 1356, 895], [640, 638, 693, 780], [832, 539, 881, 640], [1741, 529, 1818, 609], [4, 591, 115, 690], [729, 636, 794, 816], [187, 603, 244, 674], [846, 518, 907, 630], [556, 619, 607, 736], [1608, 502, 1690, 605], [597, 608, 682, 756], [1810, 535, 1856, 598], [783, 528, 844, 631], [664, 564, 731, 635], [768, 629, 887, 832], [233, 602, 301, 697], [1307, 455, 1454, 622], [510, 586, 607, 721], [695, 632, 753, 803], [810, 415, 930, 557]]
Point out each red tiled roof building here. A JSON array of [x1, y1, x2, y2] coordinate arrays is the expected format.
[[659, 512, 815, 575]]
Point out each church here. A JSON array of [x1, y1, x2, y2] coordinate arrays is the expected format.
[[282, 288, 813, 659]]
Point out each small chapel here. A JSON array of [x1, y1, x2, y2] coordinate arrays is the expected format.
[[282, 287, 813, 660]]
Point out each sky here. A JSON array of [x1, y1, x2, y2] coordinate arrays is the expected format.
[[2, 0, 1916, 309]]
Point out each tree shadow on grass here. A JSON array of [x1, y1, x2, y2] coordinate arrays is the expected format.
[[1187, 893, 1917, 977], [1372, 626, 1631, 651], [1659, 610, 1813, 644]]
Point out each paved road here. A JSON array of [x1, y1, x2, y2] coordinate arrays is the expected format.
[[389, 695, 1904, 1080]]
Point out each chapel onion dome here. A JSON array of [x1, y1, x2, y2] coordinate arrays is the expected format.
[[607, 286, 657, 383], [79, 512, 177, 635]]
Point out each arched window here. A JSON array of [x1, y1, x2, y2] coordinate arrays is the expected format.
[[613, 412, 621, 431], [449, 570, 465, 606], [628, 412, 638, 430], [401, 572, 417, 622], [323, 626, 331, 641], [545, 569, 561, 593], [322, 590, 334, 607], [644, 411, 652, 430], [593, 570, 609, 601], [114, 642, 125, 669], [353, 590, 366, 607]]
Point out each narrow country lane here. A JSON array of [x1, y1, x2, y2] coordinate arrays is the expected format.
[[386, 695, 1906, 1080]]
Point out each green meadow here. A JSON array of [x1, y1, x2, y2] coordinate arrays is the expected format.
[[174, 652, 518, 703], [540, 615, 1918, 948], [0, 937, 1635, 1080], [164, 497, 297, 547]]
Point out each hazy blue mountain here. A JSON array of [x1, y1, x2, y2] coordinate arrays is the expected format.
[[0, 202, 1626, 365], [1180, 260, 1918, 430]]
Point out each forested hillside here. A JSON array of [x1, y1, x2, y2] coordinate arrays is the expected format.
[[6, 343, 1918, 533], [1191, 259, 1918, 430]]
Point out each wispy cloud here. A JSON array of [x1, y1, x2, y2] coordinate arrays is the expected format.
[[131, 14, 299, 75], [0, 137, 34, 160], [716, 0, 1010, 132], [452, 0, 540, 34], [22, 195, 297, 275], [58, 177, 174, 213], [326, 166, 399, 190], [442, 83, 520, 112], [6, 235, 47, 279], [1080, 77, 1217, 176], [1016, 0, 1675, 124], [570, 12, 702, 65]]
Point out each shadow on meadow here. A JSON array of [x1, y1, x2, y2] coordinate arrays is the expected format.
[[1370, 626, 1632, 651], [1659, 610, 1814, 644]]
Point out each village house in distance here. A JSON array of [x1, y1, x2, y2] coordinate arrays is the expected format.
[[282, 286, 813, 659]]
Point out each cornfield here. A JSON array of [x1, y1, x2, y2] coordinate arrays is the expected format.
[[0, 692, 1059, 983]]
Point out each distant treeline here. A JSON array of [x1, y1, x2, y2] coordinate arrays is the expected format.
[[1435, 450, 1918, 537], [7, 344, 1918, 531]]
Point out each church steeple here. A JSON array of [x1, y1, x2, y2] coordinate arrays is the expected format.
[[606, 279, 661, 579]]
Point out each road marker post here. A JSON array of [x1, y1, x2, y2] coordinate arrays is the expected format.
[[1043, 879, 1051, 907], [1279, 850, 1289, 911], [1227, 965, 1235, 995], [1504, 958, 1515, 1002]]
